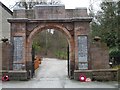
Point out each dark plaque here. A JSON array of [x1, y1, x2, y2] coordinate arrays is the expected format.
[[78, 36, 88, 69], [13, 37, 24, 70]]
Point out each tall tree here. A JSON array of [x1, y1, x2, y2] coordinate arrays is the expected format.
[[91, 1, 120, 65], [91, 1, 120, 49]]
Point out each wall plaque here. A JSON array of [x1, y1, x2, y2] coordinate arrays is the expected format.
[[78, 36, 88, 69], [13, 37, 24, 70]]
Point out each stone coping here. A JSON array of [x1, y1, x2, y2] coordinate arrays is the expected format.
[[74, 69, 118, 73], [0, 70, 27, 73], [7, 17, 92, 23]]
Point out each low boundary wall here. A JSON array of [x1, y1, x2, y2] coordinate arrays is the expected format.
[[74, 69, 118, 81]]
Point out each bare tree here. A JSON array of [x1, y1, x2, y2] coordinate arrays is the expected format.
[[14, 0, 61, 9]]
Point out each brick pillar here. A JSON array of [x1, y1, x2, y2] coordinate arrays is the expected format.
[[78, 36, 88, 70], [74, 24, 90, 70]]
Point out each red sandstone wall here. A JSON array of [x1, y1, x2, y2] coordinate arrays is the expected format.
[[90, 41, 110, 69], [2, 42, 13, 70]]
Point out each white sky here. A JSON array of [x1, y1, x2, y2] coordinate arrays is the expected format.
[[0, 0, 101, 12]]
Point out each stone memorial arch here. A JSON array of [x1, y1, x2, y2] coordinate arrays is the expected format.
[[7, 5, 110, 80]]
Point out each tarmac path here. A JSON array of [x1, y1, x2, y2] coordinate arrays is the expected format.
[[2, 58, 118, 89]]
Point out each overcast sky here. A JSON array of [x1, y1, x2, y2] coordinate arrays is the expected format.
[[0, 0, 101, 12]]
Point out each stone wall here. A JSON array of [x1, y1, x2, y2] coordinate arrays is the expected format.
[[2, 42, 13, 70], [35, 5, 65, 19], [1, 70, 29, 81], [90, 40, 110, 69], [13, 9, 34, 19], [8, 70, 28, 80], [1, 41, 13, 80], [74, 69, 118, 81], [13, 9, 26, 18]]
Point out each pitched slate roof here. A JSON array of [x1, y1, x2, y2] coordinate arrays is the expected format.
[[0, 1, 13, 15]]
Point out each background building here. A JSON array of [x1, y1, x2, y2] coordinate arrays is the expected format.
[[0, 2, 13, 71], [0, 1, 13, 40]]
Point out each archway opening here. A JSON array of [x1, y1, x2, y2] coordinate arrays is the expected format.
[[27, 24, 74, 79], [32, 29, 69, 79]]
